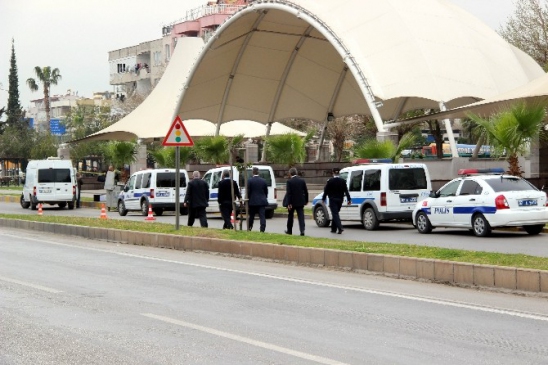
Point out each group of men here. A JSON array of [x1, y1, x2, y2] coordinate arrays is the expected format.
[[183, 166, 350, 235]]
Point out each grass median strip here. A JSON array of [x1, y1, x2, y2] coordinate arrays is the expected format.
[[2, 213, 547, 271]]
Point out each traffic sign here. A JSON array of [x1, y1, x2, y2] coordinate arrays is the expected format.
[[162, 116, 194, 146]]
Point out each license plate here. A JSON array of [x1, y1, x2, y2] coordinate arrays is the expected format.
[[39, 189, 52, 194], [400, 197, 417, 203], [155, 191, 170, 198], [518, 199, 537, 207]]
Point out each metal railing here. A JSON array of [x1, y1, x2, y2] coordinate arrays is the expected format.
[[162, 4, 246, 35]]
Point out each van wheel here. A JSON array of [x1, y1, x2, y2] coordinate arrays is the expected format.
[[31, 199, 37, 211], [362, 207, 379, 231], [415, 212, 432, 234], [314, 205, 330, 227], [59, 202, 67, 209], [20, 194, 30, 209], [472, 213, 491, 237], [265, 209, 274, 219], [118, 200, 128, 216], [68, 201, 74, 210], [141, 199, 149, 216], [153, 208, 164, 216]]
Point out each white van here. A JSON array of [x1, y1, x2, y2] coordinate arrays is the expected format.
[[20, 158, 77, 210], [117, 168, 190, 216], [202, 165, 278, 218], [312, 161, 432, 230]]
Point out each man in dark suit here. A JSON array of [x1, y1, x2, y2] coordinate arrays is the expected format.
[[284, 167, 308, 236], [184, 170, 210, 227], [322, 167, 351, 234], [246, 166, 268, 232], [218, 169, 242, 229]]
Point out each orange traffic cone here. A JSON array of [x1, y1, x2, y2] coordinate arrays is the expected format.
[[100, 203, 108, 219], [37, 203, 43, 216], [145, 206, 156, 221]]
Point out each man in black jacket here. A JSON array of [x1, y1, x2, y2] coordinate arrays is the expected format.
[[184, 171, 210, 227], [218, 169, 242, 229], [247, 167, 268, 232], [284, 167, 308, 236], [322, 167, 351, 234]]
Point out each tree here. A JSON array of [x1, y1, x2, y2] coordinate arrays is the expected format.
[[103, 141, 137, 182], [193, 135, 244, 165], [29, 130, 58, 159], [149, 146, 194, 168], [265, 132, 313, 167], [27, 66, 62, 129], [499, 0, 548, 70], [327, 115, 369, 162], [353, 132, 418, 161], [5, 39, 23, 130], [468, 102, 547, 176]]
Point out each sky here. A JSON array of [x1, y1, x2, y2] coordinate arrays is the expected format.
[[0, 0, 517, 113]]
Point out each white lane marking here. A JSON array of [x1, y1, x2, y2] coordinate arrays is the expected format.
[[142, 313, 348, 365], [0, 275, 62, 293], [4, 231, 548, 322]]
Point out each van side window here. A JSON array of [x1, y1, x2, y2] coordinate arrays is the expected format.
[[212, 171, 222, 189], [203, 172, 212, 187], [339, 171, 349, 182], [142, 173, 151, 188], [180, 174, 187, 188], [127, 175, 136, 190], [389, 168, 427, 190], [349, 170, 363, 192], [135, 174, 143, 189], [363, 169, 381, 191]]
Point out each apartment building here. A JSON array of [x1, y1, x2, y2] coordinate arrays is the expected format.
[[108, 0, 251, 100]]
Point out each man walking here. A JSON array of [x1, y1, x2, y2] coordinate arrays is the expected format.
[[184, 171, 209, 227], [218, 169, 242, 229], [322, 167, 351, 234], [247, 166, 268, 232], [284, 167, 308, 236]]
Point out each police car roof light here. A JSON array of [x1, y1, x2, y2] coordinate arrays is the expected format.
[[353, 158, 393, 165], [457, 168, 505, 176]]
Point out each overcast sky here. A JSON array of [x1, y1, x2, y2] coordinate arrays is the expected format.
[[0, 0, 516, 112]]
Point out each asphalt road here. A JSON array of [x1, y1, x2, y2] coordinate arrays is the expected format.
[[2, 201, 548, 258], [1, 229, 548, 364]]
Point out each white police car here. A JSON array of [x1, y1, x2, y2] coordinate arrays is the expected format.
[[412, 168, 548, 237]]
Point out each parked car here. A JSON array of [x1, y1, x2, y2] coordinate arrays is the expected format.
[[312, 160, 432, 230], [117, 169, 189, 216], [413, 168, 548, 237]]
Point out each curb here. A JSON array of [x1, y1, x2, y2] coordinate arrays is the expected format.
[[1, 218, 547, 296]]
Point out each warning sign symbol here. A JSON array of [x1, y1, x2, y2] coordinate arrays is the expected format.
[[162, 116, 194, 146]]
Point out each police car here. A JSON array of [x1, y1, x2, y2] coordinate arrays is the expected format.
[[312, 160, 432, 230], [412, 168, 548, 237]]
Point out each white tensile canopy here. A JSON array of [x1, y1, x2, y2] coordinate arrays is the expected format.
[[83, 0, 544, 153], [174, 0, 543, 136]]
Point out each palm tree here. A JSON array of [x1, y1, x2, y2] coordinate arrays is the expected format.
[[265, 132, 313, 168], [468, 101, 547, 176], [194, 135, 244, 164], [103, 141, 137, 182], [27, 66, 62, 130], [149, 146, 194, 168], [353, 131, 418, 161]]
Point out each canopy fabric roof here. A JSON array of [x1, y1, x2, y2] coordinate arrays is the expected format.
[[174, 0, 543, 132], [387, 72, 548, 126]]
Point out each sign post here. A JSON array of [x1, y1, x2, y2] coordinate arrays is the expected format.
[[163, 116, 194, 230]]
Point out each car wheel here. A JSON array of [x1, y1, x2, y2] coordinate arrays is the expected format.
[[313, 205, 330, 227], [20, 194, 30, 209], [362, 207, 379, 231], [153, 208, 164, 216], [59, 202, 67, 209], [472, 213, 491, 237], [68, 200, 75, 210], [523, 224, 544, 235], [118, 200, 128, 216], [30, 198, 37, 211], [141, 199, 149, 216], [265, 209, 274, 219], [415, 212, 433, 234]]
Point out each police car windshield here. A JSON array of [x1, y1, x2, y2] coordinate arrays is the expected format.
[[485, 177, 537, 192]]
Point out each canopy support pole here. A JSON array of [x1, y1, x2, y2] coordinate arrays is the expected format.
[[439, 101, 459, 158]]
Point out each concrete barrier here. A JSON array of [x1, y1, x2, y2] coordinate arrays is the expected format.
[[1, 217, 546, 296]]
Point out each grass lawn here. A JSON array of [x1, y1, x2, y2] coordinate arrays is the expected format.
[[1, 213, 547, 271]]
